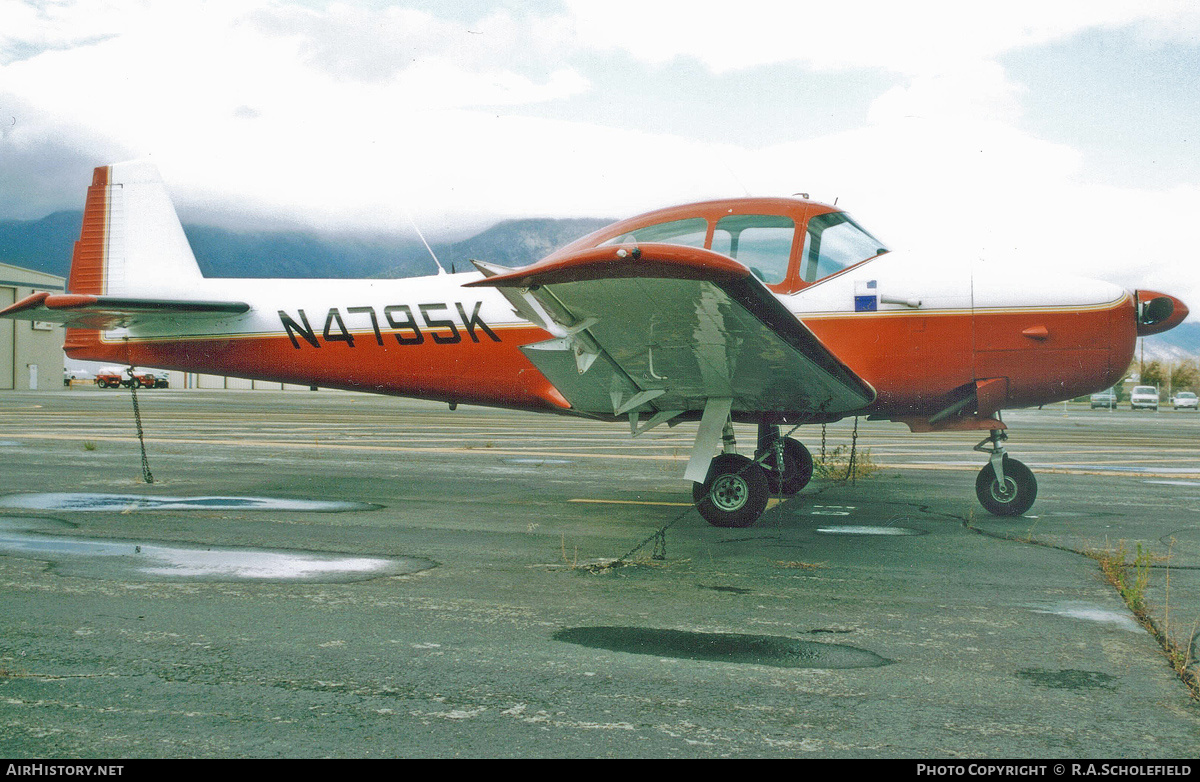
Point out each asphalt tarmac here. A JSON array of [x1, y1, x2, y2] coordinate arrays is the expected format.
[[0, 388, 1198, 758]]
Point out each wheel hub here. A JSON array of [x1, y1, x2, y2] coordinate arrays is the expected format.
[[989, 477, 1017, 503], [710, 475, 749, 511]]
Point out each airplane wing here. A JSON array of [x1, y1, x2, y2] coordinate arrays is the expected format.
[[465, 243, 875, 425], [0, 291, 250, 331]]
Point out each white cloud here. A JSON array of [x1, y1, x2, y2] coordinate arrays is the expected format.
[[0, 0, 136, 62], [0, 0, 1196, 311], [565, 0, 1200, 76]]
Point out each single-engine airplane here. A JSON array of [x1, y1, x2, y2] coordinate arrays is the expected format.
[[2, 161, 1190, 526]]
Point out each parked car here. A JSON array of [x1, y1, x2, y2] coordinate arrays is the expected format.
[[95, 367, 168, 389], [1173, 391, 1198, 411], [1130, 385, 1160, 411], [1089, 389, 1117, 409], [145, 371, 170, 388], [94, 367, 127, 389]]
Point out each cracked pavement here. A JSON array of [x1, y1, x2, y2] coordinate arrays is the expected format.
[[0, 390, 1197, 757]]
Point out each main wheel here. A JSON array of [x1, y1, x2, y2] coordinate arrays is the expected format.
[[975, 456, 1037, 517], [692, 454, 770, 528], [756, 437, 814, 495]]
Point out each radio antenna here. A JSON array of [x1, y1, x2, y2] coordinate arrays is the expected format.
[[404, 206, 447, 275]]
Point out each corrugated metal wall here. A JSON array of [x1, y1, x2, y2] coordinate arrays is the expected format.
[[0, 287, 13, 389]]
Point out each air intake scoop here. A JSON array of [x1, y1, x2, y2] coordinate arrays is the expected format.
[[1135, 290, 1188, 336]]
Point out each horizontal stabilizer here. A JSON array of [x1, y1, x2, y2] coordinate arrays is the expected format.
[[0, 291, 250, 331]]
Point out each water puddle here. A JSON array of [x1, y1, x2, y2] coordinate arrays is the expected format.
[[1031, 601, 1140, 632], [1143, 480, 1200, 487], [1016, 668, 1119, 691], [815, 525, 924, 536], [0, 517, 75, 532], [0, 517, 430, 582], [697, 584, 754, 595], [0, 493, 380, 513], [0, 441, 22, 447], [553, 626, 891, 669]]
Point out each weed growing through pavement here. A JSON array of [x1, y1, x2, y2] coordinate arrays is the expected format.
[[814, 445, 878, 482], [1089, 539, 1198, 697]]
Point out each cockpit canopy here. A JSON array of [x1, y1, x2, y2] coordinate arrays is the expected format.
[[585, 197, 887, 294]]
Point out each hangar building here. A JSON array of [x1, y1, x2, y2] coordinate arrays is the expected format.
[[0, 262, 65, 391]]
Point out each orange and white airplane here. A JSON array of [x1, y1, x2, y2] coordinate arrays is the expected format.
[[2, 161, 1190, 526]]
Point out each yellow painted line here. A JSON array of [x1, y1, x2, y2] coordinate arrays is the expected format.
[[886, 463, 1200, 478], [571, 498, 783, 509], [570, 499, 693, 507]]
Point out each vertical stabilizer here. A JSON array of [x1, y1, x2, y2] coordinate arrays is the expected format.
[[67, 161, 204, 298]]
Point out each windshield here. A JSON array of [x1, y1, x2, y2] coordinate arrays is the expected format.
[[800, 212, 888, 282], [711, 214, 795, 284], [1133, 386, 1157, 394]]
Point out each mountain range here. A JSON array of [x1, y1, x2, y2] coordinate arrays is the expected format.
[[2, 210, 1195, 360], [0, 210, 613, 281]]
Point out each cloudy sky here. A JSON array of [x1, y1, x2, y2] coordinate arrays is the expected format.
[[2, 0, 1198, 309]]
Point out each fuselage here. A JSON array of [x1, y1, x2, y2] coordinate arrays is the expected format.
[[59, 182, 1182, 423], [67, 254, 1141, 421]]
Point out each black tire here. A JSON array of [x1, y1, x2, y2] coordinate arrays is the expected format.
[[975, 456, 1037, 517], [757, 437, 814, 495], [692, 454, 770, 528]]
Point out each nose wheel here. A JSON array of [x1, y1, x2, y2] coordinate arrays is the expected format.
[[974, 431, 1037, 516]]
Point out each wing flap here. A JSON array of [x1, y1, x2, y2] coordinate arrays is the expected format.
[[0, 291, 250, 331]]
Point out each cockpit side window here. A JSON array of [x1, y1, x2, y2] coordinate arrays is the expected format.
[[600, 217, 708, 248], [801, 211, 888, 282], [711, 214, 794, 285]]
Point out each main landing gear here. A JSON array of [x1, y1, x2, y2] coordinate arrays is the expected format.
[[973, 428, 1037, 516], [688, 417, 1038, 528], [692, 423, 813, 528]]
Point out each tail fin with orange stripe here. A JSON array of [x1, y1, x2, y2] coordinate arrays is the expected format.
[[1, 161, 247, 353]]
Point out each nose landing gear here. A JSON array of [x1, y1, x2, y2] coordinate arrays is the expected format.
[[973, 429, 1037, 516]]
